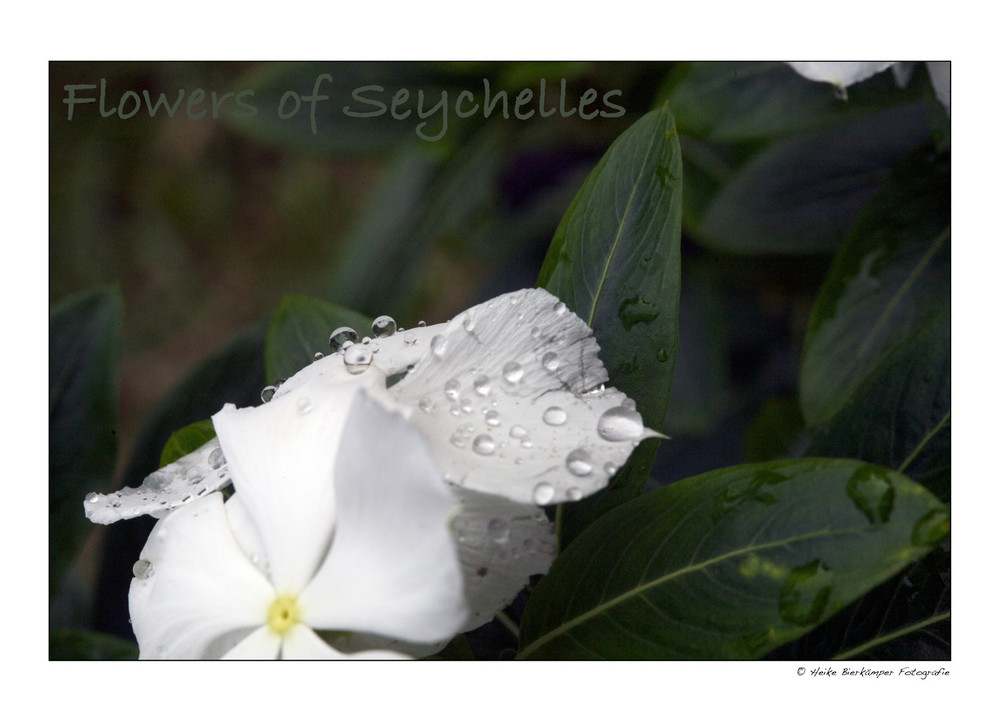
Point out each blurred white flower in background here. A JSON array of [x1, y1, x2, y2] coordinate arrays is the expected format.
[[788, 61, 950, 114]]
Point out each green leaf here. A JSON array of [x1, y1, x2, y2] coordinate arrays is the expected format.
[[743, 397, 806, 463], [664, 61, 925, 144], [518, 458, 948, 659], [537, 104, 683, 545], [800, 145, 950, 426], [159, 419, 216, 467], [695, 102, 930, 254], [49, 287, 121, 595], [50, 628, 139, 660], [807, 307, 950, 501], [265, 295, 372, 383]]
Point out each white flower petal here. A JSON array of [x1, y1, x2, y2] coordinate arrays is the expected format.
[[281, 625, 410, 659], [212, 375, 361, 592], [299, 390, 468, 644], [128, 493, 275, 659], [221, 625, 280, 659], [891, 61, 916, 88], [926, 61, 950, 114], [450, 486, 557, 631], [787, 61, 896, 90], [84, 437, 231, 524], [392, 287, 659, 505]]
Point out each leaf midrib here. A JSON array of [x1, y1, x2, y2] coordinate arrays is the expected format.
[[518, 524, 866, 658]]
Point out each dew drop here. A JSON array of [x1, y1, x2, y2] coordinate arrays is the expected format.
[[543, 406, 568, 426], [145, 470, 171, 490], [509, 424, 528, 439], [187, 467, 205, 485], [553, 300, 567, 315], [541, 352, 560, 371], [261, 385, 277, 403], [487, 518, 510, 543], [502, 361, 524, 383], [208, 448, 226, 470], [371, 315, 397, 338], [431, 334, 448, 358], [597, 406, 644, 441], [85, 492, 99, 504], [463, 316, 476, 333], [485, 410, 501, 427], [329, 326, 360, 353], [296, 397, 313, 415], [403, 331, 417, 345], [418, 320, 427, 327], [313, 351, 324, 361], [473, 375, 491, 396], [450, 434, 466, 448], [132, 559, 153, 580], [603, 461, 619, 476], [532, 482, 556, 505], [460, 398, 474, 414], [444, 379, 461, 400], [472, 434, 496, 456], [567, 487, 583, 501], [419, 397, 435, 413], [343, 343, 373, 374], [566, 448, 593, 476], [530, 326, 541, 338]]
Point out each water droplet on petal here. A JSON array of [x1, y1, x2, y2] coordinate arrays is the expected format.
[[553, 300, 567, 315], [187, 467, 205, 484], [418, 320, 427, 327], [145, 470, 171, 490], [296, 397, 313, 415], [208, 448, 226, 470], [472, 434, 496, 456], [261, 385, 277, 403], [597, 406, 644, 441], [419, 397, 435, 413], [485, 410, 501, 426], [450, 433, 466, 448], [542, 352, 560, 371], [543, 406, 568, 426], [85, 492, 99, 504], [403, 331, 417, 345], [509, 425, 528, 439], [329, 326, 360, 352], [603, 461, 619, 476], [132, 559, 153, 580], [533, 482, 556, 505], [444, 379, 461, 400], [463, 316, 476, 333], [566, 448, 593, 476], [431, 334, 448, 358], [567, 487, 583, 501], [502, 361, 524, 383], [530, 326, 541, 338], [344, 343, 373, 374], [371, 315, 397, 338], [473, 375, 491, 396], [313, 351, 324, 361]]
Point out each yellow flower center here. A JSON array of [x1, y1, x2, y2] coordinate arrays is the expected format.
[[267, 594, 301, 635]]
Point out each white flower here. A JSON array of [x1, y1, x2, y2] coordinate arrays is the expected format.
[[129, 378, 468, 658], [787, 61, 950, 114], [86, 287, 659, 649]]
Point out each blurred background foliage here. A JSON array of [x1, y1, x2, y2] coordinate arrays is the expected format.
[[49, 61, 948, 658]]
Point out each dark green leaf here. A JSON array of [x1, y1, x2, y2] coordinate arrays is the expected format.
[[800, 145, 950, 426], [50, 628, 139, 660], [265, 295, 372, 383], [808, 307, 950, 501], [665, 61, 926, 143], [159, 419, 216, 467], [743, 397, 806, 463], [518, 458, 948, 659], [537, 105, 683, 545], [768, 545, 949, 661], [696, 102, 930, 254], [49, 287, 121, 595]]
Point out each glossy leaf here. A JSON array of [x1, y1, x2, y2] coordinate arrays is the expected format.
[[518, 459, 948, 660], [159, 419, 216, 467], [265, 295, 372, 383], [537, 104, 683, 544], [800, 145, 950, 426], [808, 307, 950, 501], [695, 102, 930, 254], [49, 287, 121, 594], [665, 61, 925, 143]]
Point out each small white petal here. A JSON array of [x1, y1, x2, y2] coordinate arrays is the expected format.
[[891, 61, 916, 87], [787, 61, 895, 90], [221, 625, 280, 659], [128, 493, 275, 659], [450, 486, 557, 631], [299, 390, 468, 644], [391, 288, 658, 505], [84, 438, 231, 524], [212, 375, 360, 592], [280, 626, 410, 659]]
